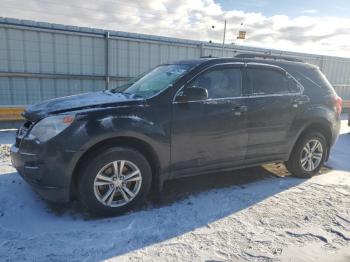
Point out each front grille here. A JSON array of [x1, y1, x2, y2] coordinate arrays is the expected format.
[[15, 120, 33, 147]]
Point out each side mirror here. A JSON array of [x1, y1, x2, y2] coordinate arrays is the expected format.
[[176, 87, 208, 102]]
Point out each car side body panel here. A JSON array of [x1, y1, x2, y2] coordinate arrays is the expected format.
[[10, 57, 341, 203]]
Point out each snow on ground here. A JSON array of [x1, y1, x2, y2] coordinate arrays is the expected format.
[[0, 118, 349, 262]]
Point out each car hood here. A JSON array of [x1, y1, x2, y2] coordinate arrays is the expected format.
[[23, 91, 144, 122]]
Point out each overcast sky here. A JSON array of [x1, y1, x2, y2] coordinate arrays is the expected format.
[[1, 0, 350, 57]]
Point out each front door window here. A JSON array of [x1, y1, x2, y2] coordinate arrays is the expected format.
[[190, 68, 242, 99]]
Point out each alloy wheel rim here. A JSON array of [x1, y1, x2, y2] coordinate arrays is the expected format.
[[300, 139, 323, 172], [93, 160, 142, 207]]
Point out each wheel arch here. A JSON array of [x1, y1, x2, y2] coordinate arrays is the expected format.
[[70, 136, 161, 199], [289, 121, 332, 161]]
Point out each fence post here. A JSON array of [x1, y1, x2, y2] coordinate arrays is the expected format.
[[199, 43, 205, 57], [319, 55, 325, 72], [105, 31, 110, 90]]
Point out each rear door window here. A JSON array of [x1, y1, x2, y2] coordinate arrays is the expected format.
[[287, 74, 302, 93], [248, 68, 290, 95]]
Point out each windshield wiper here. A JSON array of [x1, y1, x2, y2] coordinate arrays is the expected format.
[[110, 83, 135, 93]]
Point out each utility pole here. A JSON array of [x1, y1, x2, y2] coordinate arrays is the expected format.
[[222, 20, 227, 57], [105, 31, 110, 90]]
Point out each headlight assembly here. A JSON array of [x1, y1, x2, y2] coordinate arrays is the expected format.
[[29, 115, 75, 142]]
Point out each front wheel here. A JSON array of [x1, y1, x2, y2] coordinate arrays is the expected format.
[[78, 147, 152, 216], [285, 132, 327, 178]]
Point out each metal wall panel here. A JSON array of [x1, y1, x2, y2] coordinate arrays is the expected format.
[[0, 76, 105, 105], [334, 85, 350, 99], [0, 17, 350, 106], [0, 77, 11, 104]]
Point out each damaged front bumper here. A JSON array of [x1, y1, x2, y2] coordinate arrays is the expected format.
[[10, 122, 79, 203], [10, 145, 71, 202]]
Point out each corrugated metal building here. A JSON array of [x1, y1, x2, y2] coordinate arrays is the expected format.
[[1, 17, 350, 106]]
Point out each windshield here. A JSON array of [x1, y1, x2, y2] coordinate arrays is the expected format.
[[111, 64, 191, 98]]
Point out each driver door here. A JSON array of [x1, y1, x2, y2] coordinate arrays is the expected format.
[[170, 63, 248, 176]]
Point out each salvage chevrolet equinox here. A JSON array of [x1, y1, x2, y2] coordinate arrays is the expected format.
[[11, 54, 342, 216]]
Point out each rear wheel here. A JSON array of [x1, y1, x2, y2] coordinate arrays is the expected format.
[[285, 132, 327, 178], [78, 147, 152, 216]]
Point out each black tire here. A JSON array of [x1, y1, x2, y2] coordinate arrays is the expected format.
[[78, 146, 152, 216], [285, 132, 327, 178]]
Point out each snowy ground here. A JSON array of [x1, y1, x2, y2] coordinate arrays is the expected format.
[[0, 118, 349, 262]]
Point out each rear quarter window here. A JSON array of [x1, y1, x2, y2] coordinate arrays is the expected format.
[[284, 66, 335, 95]]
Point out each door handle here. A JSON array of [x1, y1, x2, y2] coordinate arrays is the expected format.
[[292, 95, 310, 108], [293, 95, 310, 104], [233, 105, 248, 111], [232, 105, 248, 115]]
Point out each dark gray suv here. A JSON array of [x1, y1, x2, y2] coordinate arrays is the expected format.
[[11, 54, 342, 216]]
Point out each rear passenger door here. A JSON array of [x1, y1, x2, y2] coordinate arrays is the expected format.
[[245, 64, 303, 162]]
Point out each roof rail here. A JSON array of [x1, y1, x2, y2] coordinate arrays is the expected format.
[[200, 55, 216, 58], [235, 53, 304, 63]]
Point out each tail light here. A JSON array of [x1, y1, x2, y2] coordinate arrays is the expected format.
[[334, 95, 343, 115]]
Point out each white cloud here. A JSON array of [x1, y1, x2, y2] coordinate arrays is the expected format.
[[1, 0, 350, 57]]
